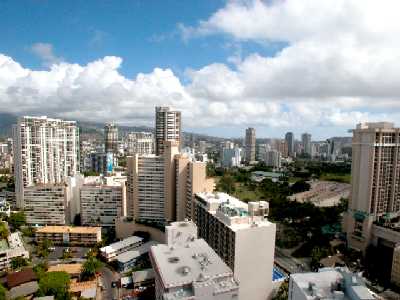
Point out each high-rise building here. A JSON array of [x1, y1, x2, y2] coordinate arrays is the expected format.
[[301, 133, 312, 156], [264, 150, 282, 168], [126, 141, 214, 225], [80, 184, 124, 227], [344, 122, 400, 252], [155, 107, 181, 156], [285, 132, 295, 157], [150, 237, 239, 300], [245, 127, 256, 163], [13, 116, 79, 208], [104, 122, 119, 154], [221, 146, 242, 168], [194, 192, 276, 300], [126, 132, 154, 155]]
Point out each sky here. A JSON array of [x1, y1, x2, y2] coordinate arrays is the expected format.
[[1, 0, 400, 139]]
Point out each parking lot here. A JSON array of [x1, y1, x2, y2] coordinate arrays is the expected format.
[[47, 246, 90, 260]]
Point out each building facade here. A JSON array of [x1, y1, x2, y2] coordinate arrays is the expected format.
[[0, 232, 29, 272], [285, 132, 295, 157], [245, 127, 256, 163], [13, 116, 79, 208], [194, 192, 276, 300], [264, 150, 282, 169], [24, 185, 68, 225], [80, 184, 124, 227], [344, 122, 400, 252], [35, 226, 101, 246], [104, 122, 119, 154], [126, 132, 154, 155], [155, 107, 181, 156], [301, 133, 312, 156]]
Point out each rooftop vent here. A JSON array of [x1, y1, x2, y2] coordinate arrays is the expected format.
[[168, 257, 180, 264], [177, 266, 191, 276]]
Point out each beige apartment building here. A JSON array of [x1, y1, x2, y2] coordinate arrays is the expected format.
[[126, 141, 214, 226], [344, 122, 400, 252], [194, 192, 276, 300], [24, 184, 68, 225], [13, 116, 79, 208], [35, 226, 101, 246]]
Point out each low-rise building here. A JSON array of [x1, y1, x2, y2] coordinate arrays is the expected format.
[[0, 232, 29, 272], [289, 267, 374, 300], [116, 241, 158, 272], [100, 236, 144, 262], [150, 238, 239, 300], [35, 226, 101, 246]]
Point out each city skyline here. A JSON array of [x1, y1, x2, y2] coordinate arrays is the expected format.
[[1, 1, 399, 139]]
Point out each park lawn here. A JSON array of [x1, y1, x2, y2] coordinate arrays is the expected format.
[[320, 173, 351, 184], [233, 183, 263, 202], [288, 177, 304, 184]]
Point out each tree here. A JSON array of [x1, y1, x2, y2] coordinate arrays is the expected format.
[[0, 283, 6, 300], [81, 257, 102, 281], [216, 174, 236, 194], [8, 211, 26, 230], [291, 180, 311, 194], [273, 280, 288, 300], [33, 261, 49, 278], [0, 222, 9, 239], [37, 239, 53, 258], [10, 256, 29, 270], [38, 271, 71, 300]]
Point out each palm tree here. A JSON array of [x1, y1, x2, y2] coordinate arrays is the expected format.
[[81, 257, 102, 281]]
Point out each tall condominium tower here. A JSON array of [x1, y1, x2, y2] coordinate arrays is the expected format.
[[13, 116, 79, 208], [301, 132, 312, 156], [285, 132, 295, 157], [245, 127, 256, 163], [155, 107, 181, 156], [126, 141, 214, 225], [345, 122, 400, 252], [104, 122, 119, 154]]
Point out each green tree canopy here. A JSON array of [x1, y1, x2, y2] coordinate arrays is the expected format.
[[10, 256, 29, 270], [216, 173, 236, 194], [38, 271, 71, 300], [0, 222, 9, 240], [9, 212, 26, 231], [81, 257, 102, 281], [0, 283, 6, 300]]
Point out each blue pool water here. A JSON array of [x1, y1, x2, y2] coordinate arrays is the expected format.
[[273, 267, 286, 281]]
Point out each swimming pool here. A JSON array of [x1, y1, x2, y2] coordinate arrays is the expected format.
[[273, 267, 286, 281]]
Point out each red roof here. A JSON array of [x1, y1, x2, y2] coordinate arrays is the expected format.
[[7, 268, 37, 288]]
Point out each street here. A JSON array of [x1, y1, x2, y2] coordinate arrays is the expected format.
[[100, 266, 120, 300]]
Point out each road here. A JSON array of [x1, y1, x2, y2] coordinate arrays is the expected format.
[[100, 266, 120, 300], [274, 247, 310, 274]]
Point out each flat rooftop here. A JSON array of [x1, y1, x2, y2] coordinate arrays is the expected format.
[[117, 241, 158, 264], [150, 238, 234, 289], [36, 226, 101, 234], [48, 264, 82, 275], [195, 192, 248, 211], [100, 236, 143, 254]]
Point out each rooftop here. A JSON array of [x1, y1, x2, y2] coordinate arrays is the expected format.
[[100, 236, 143, 254], [117, 241, 158, 264], [36, 226, 101, 234], [150, 238, 235, 289], [132, 268, 155, 283], [47, 264, 82, 275], [290, 267, 374, 300], [195, 192, 272, 230]]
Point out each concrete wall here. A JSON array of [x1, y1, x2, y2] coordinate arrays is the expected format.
[[115, 218, 165, 243]]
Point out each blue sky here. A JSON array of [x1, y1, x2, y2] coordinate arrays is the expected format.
[[0, 0, 397, 139], [0, 0, 275, 77]]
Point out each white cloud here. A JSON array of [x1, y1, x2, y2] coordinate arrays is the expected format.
[[31, 43, 64, 67], [2, 0, 400, 137]]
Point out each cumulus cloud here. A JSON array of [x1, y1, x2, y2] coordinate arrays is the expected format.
[[1, 0, 400, 137], [31, 43, 64, 67]]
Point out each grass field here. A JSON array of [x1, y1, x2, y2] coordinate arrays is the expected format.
[[320, 173, 351, 184], [233, 183, 263, 202]]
